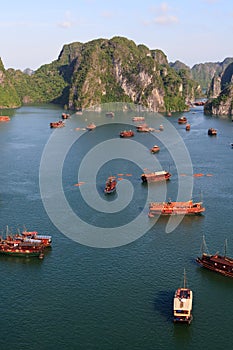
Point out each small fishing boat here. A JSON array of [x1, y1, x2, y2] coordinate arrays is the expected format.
[[148, 200, 205, 217], [150, 145, 160, 153], [119, 130, 134, 138], [104, 176, 117, 194], [178, 116, 187, 124], [196, 236, 233, 278], [231, 143, 233, 148], [208, 128, 217, 136], [50, 120, 65, 128], [173, 269, 193, 324], [186, 123, 191, 131], [86, 122, 96, 130], [141, 170, 170, 183]]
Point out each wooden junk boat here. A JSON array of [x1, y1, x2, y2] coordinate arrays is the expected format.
[[178, 116, 187, 124], [196, 237, 233, 278], [148, 200, 205, 217], [141, 170, 171, 183], [50, 120, 65, 128], [173, 269, 193, 324], [104, 176, 117, 194], [119, 130, 134, 138], [150, 145, 160, 153], [208, 128, 217, 136]]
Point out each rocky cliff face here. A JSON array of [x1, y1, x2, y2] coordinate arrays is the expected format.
[[204, 62, 233, 116], [57, 37, 199, 111]]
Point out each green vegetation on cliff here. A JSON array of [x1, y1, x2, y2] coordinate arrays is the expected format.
[[0, 37, 201, 111]]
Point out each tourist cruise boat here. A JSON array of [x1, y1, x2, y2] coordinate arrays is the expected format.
[[141, 170, 171, 183], [148, 200, 205, 217], [173, 269, 193, 324], [196, 237, 233, 278], [0, 237, 44, 259]]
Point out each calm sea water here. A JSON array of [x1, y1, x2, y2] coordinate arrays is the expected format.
[[0, 104, 233, 350]]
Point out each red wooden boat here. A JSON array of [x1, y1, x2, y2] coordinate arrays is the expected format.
[[120, 130, 134, 138], [0, 116, 10, 122], [178, 116, 187, 124], [148, 200, 205, 217], [208, 128, 217, 136], [50, 120, 65, 128], [86, 122, 96, 130], [0, 237, 44, 259], [104, 176, 117, 194], [150, 145, 160, 153], [141, 170, 171, 183]]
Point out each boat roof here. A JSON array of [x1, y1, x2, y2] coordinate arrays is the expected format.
[[144, 170, 168, 176]]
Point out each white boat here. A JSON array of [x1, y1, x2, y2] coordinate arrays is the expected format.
[[173, 269, 193, 324]]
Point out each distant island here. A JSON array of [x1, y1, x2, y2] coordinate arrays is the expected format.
[[0, 36, 232, 115]]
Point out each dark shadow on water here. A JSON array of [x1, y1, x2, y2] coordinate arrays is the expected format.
[[153, 289, 174, 322]]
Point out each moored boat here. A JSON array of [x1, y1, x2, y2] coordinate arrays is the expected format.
[[173, 269, 193, 324], [141, 170, 171, 183], [106, 112, 114, 118], [21, 230, 52, 247], [50, 120, 65, 128], [104, 176, 117, 194], [186, 123, 191, 131], [208, 128, 217, 136], [62, 113, 70, 119], [136, 124, 154, 132], [86, 122, 96, 130], [0, 116, 10, 122], [132, 116, 145, 122], [196, 236, 233, 278], [119, 130, 134, 138], [0, 237, 44, 259], [178, 116, 187, 124], [148, 200, 205, 217], [150, 145, 160, 153]]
